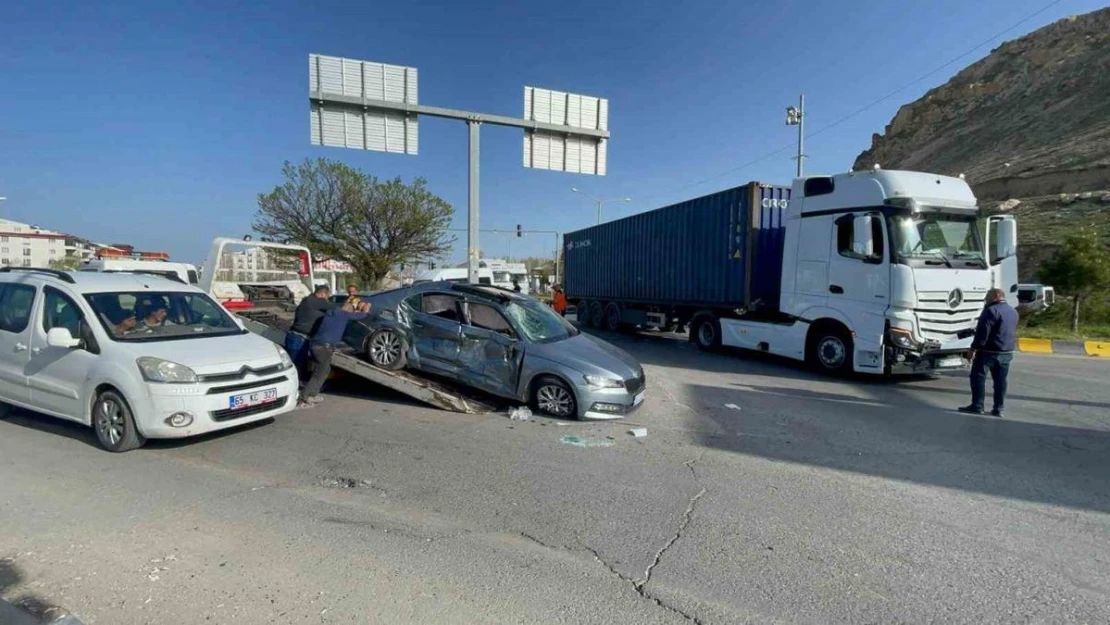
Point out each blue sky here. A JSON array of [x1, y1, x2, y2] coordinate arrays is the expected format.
[[0, 0, 1099, 265]]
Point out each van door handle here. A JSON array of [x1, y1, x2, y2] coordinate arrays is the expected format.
[[829, 285, 844, 294], [14, 343, 28, 352]]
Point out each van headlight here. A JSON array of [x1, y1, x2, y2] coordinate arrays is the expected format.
[[137, 357, 198, 384], [275, 343, 294, 370], [585, 375, 624, 389]]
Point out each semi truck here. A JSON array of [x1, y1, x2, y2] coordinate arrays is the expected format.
[[564, 168, 1019, 375]]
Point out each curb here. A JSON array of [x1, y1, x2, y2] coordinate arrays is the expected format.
[[1017, 338, 1110, 358]]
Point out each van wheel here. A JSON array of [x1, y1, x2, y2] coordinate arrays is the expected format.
[[533, 376, 578, 419], [694, 317, 722, 351], [93, 390, 145, 453], [578, 301, 595, 328], [367, 328, 408, 371], [808, 327, 854, 375]]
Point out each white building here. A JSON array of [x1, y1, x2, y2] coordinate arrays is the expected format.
[[0, 218, 68, 268]]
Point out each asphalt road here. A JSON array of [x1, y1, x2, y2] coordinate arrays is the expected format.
[[2, 329, 1109, 624]]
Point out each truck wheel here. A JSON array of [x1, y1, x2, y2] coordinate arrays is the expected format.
[[367, 328, 408, 371], [603, 303, 623, 333], [694, 318, 722, 351], [808, 327, 854, 375], [93, 390, 145, 453], [589, 301, 605, 329], [578, 301, 595, 328]]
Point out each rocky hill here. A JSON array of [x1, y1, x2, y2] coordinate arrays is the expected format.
[[854, 7, 1110, 201]]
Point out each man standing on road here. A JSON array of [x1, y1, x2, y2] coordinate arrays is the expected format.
[[551, 284, 567, 317], [287, 285, 335, 377], [300, 301, 372, 407], [959, 288, 1019, 418], [345, 284, 361, 306]]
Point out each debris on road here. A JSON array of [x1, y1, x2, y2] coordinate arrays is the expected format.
[[507, 406, 533, 421], [628, 427, 647, 438], [559, 435, 614, 448], [725, 403, 741, 411], [317, 476, 371, 489]]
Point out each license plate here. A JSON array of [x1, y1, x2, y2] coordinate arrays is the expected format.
[[633, 392, 645, 406], [229, 388, 278, 409], [937, 356, 964, 369]]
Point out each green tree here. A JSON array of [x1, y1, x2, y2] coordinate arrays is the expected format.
[[48, 257, 83, 271], [254, 158, 455, 288], [1038, 229, 1110, 333]]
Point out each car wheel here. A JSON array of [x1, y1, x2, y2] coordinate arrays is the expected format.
[[93, 390, 145, 453], [603, 303, 623, 332], [589, 301, 605, 329], [808, 327, 854, 375], [533, 376, 578, 419], [578, 300, 594, 328], [694, 317, 721, 351], [367, 328, 408, 371]]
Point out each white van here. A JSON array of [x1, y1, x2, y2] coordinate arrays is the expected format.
[[412, 267, 495, 285], [80, 259, 200, 285], [0, 268, 298, 451]]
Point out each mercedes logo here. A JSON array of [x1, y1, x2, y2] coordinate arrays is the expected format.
[[947, 288, 964, 309]]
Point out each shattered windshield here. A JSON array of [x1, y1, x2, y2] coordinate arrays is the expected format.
[[887, 213, 984, 266], [85, 291, 244, 342], [504, 299, 578, 344]]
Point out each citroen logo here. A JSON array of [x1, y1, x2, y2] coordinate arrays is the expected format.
[[947, 288, 964, 309]]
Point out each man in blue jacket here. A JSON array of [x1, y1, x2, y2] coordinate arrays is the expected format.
[[300, 301, 372, 407], [959, 288, 1018, 418]]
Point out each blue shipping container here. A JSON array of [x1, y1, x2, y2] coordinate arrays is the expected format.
[[564, 182, 790, 311]]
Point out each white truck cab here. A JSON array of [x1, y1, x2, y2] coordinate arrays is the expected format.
[[0, 268, 298, 451], [80, 258, 200, 285], [719, 169, 1017, 374]]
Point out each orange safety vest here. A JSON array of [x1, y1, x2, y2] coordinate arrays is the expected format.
[[552, 291, 567, 313]]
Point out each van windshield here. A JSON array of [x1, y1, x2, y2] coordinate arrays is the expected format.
[[85, 291, 243, 342]]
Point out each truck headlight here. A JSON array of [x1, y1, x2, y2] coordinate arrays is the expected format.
[[275, 343, 294, 370], [585, 375, 624, 389], [888, 327, 918, 350], [137, 357, 198, 384]]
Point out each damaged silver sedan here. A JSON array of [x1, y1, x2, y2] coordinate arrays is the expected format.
[[342, 282, 645, 419]]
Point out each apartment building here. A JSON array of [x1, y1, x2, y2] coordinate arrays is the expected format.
[[0, 218, 67, 268]]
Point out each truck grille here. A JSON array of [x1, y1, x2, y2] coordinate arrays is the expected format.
[[915, 291, 985, 342]]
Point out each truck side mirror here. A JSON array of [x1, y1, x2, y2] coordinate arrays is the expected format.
[[852, 214, 876, 258], [995, 218, 1017, 260]]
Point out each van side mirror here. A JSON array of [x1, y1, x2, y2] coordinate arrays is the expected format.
[[852, 214, 876, 258], [995, 218, 1017, 260], [47, 327, 82, 349]]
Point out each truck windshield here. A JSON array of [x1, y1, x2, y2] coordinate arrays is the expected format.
[[504, 299, 578, 344], [887, 213, 984, 266], [85, 291, 244, 342]]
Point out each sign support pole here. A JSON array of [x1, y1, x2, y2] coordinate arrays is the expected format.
[[467, 120, 481, 284]]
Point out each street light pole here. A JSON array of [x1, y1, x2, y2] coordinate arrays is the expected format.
[[571, 188, 631, 225], [786, 94, 806, 178]]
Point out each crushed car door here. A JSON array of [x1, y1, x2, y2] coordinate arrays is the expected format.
[[410, 293, 464, 374], [458, 301, 524, 399]]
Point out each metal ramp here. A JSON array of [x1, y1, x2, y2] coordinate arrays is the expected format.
[[236, 312, 495, 414]]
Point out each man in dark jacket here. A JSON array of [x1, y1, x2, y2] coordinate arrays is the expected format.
[[959, 288, 1018, 417], [300, 301, 372, 406], [285, 285, 334, 377]]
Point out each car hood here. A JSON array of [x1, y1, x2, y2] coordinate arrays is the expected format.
[[115, 331, 285, 376], [526, 333, 642, 380]]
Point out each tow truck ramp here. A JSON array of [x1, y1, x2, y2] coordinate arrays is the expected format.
[[236, 313, 494, 414]]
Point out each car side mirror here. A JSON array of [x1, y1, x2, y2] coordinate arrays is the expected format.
[[47, 327, 82, 349]]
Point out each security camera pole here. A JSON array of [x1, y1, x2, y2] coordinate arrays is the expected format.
[[786, 94, 806, 178], [308, 55, 611, 285]]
